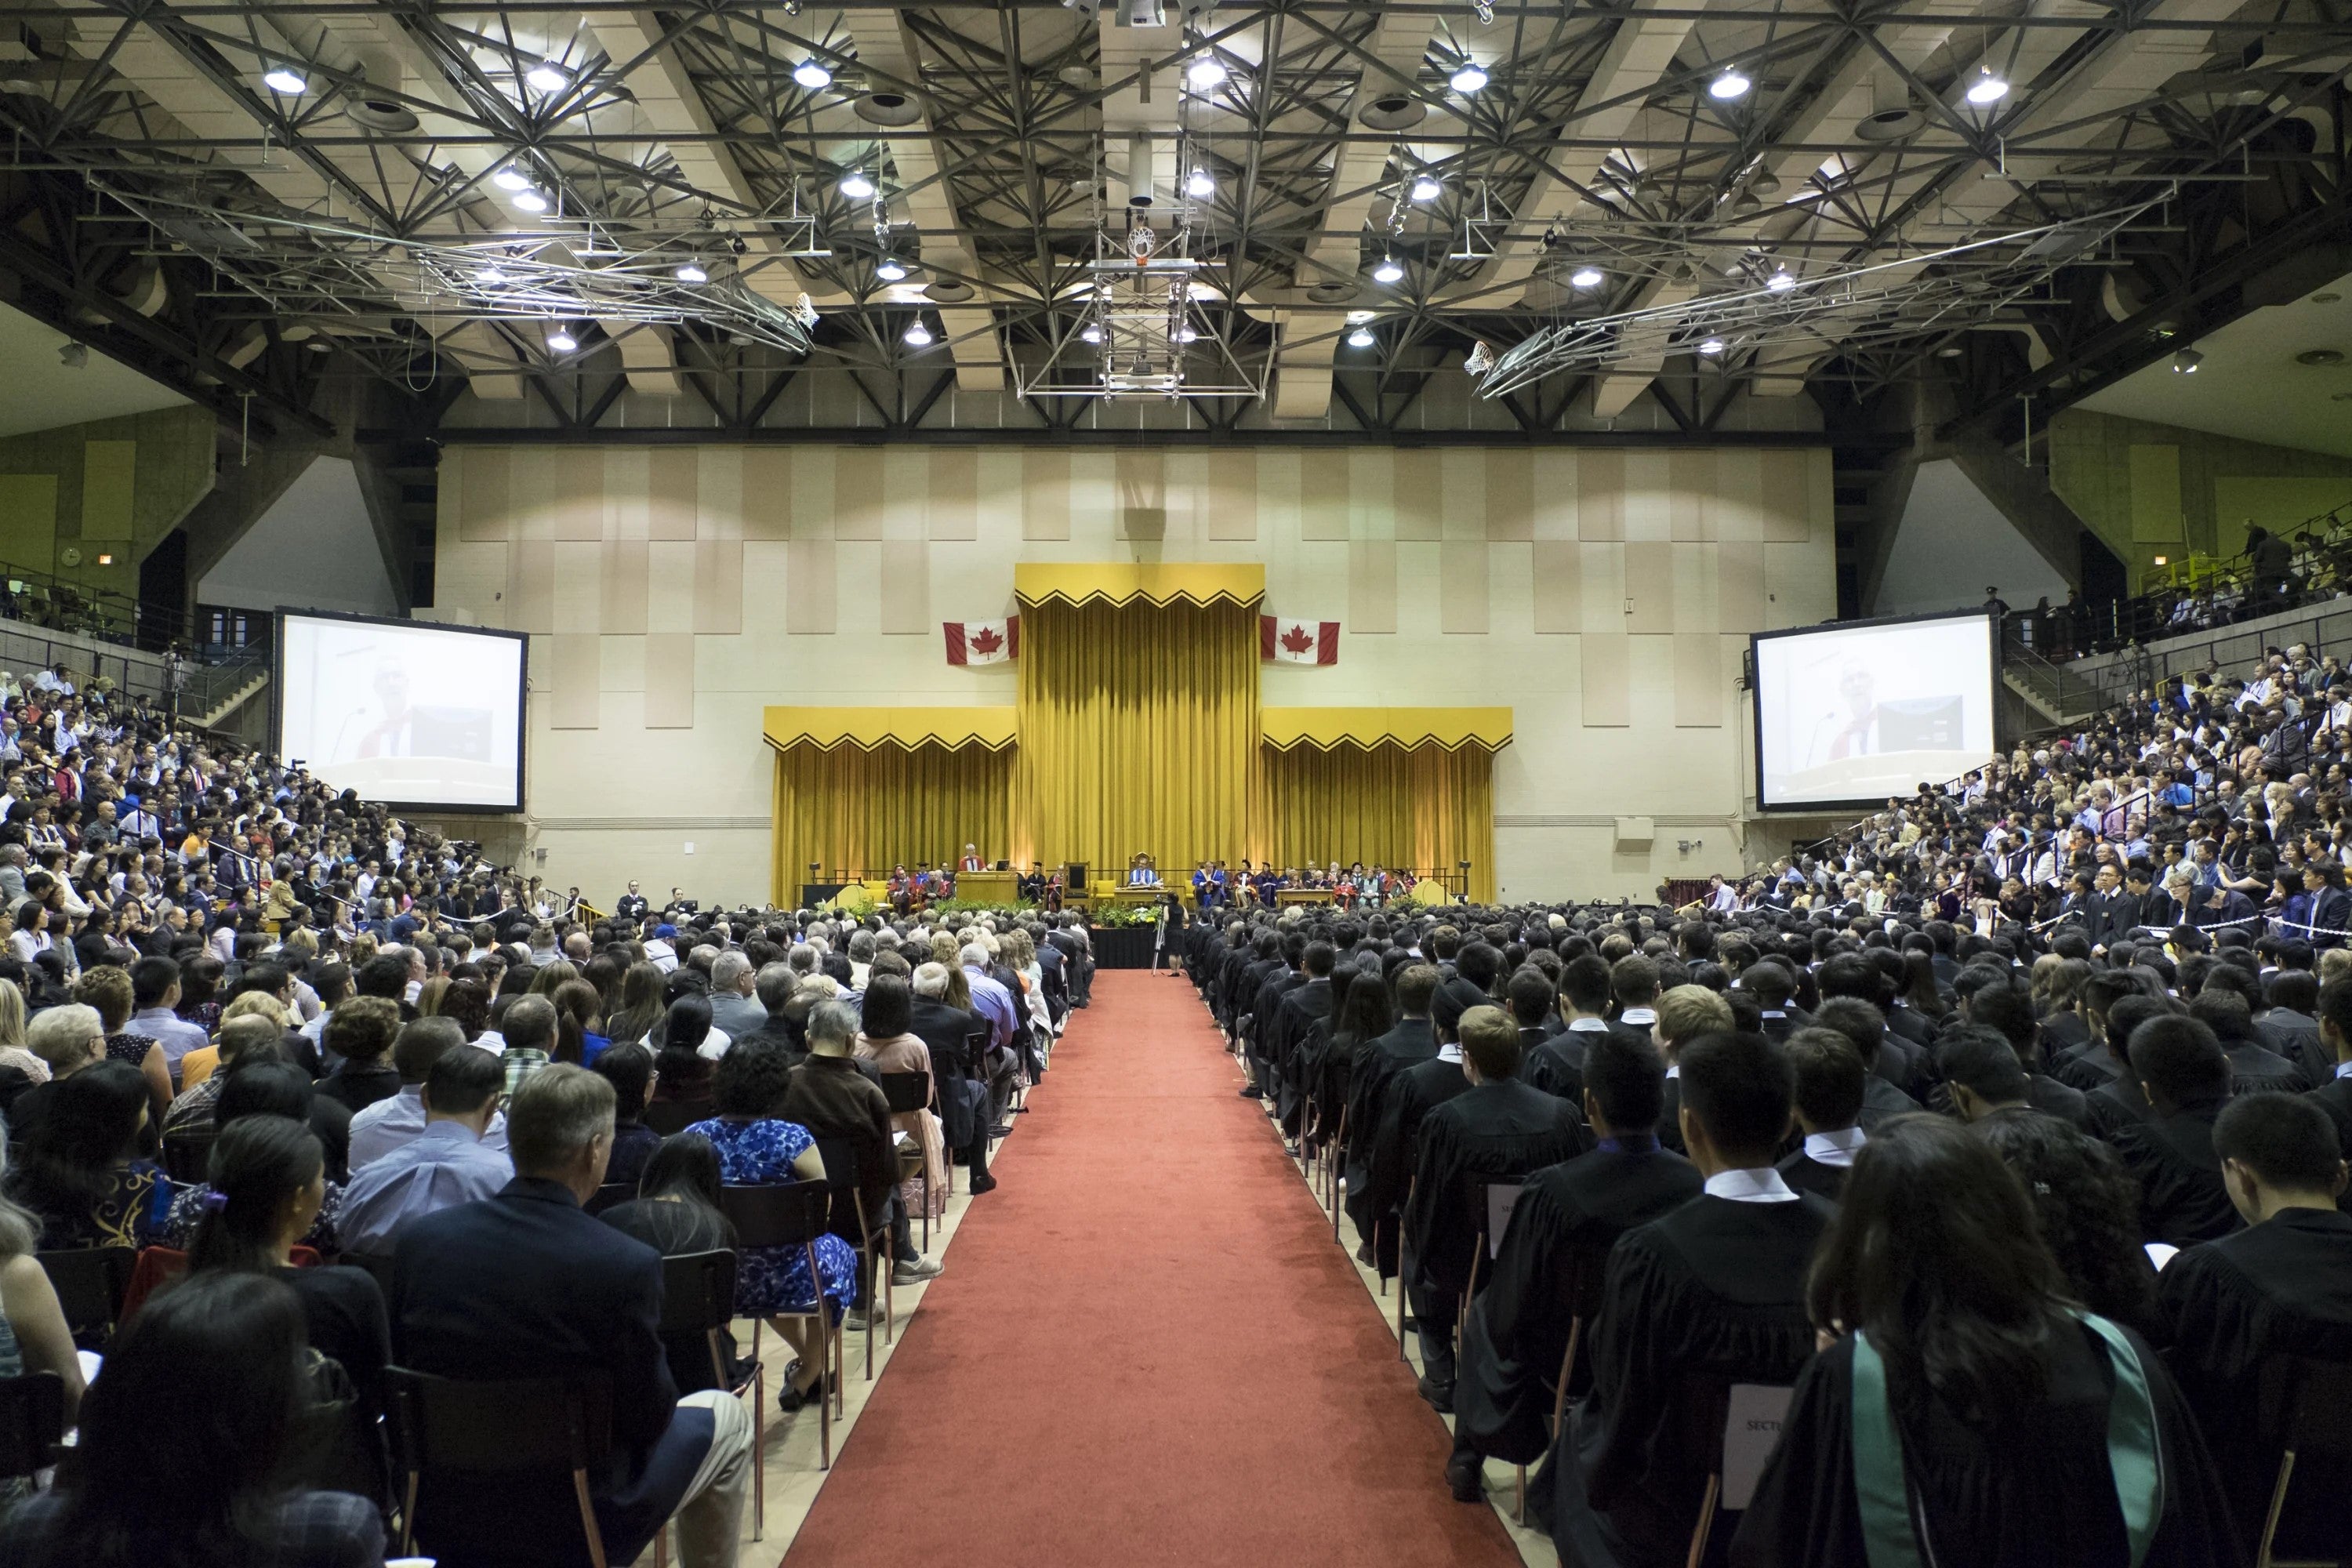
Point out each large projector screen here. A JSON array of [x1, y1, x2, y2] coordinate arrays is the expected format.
[[273, 611, 527, 812], [1751, 612, 1998, 811]]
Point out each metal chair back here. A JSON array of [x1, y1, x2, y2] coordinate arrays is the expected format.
[[36, 1247, 136, 1343], [387, 1368, 615, 1568]]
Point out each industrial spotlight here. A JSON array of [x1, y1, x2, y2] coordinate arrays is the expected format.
[[2172, 348, 2203, 374]]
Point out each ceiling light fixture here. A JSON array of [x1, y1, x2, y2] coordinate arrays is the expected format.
[[1186, 167, 1215, 198], [546, 327, 577, 353], [1081, 323, 1102, 343], [524, 60, 568, 93], [2172, 347, 2202, 374], [674, 261, 708, 284], [1373, 255, 1405, 285], [1965, 68, 2009, 106], [1766, 269, 1796, 292], [904, 318, 934, 347], [1410, 172, 1442, 201], [1346, 310, 1377, 324], [1570, 266, 1604, 289], [875, 256, 908, 281], [1709, 67, 1751, 101], [1186, 56, 1228, 92], [492, 167, 532, 191], [1174, 325, 1199, 344], [1450, 61, 1489, 93], [840, 169, 876, 199], [1698, 336, 1726, 355], [793, 60, 833, 90], [1347, 326, 1376, 348], [262, 67, 308, 95], [510, 190, 549, 212]]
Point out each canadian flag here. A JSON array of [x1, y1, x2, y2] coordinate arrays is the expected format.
[[944, 616, 1019, 666], [1261, 615, 1339, 664]]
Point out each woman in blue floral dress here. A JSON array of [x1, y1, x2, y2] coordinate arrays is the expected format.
[[684, 1039, 856, 1412]]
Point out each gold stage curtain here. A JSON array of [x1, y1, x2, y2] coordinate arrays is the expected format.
[[771, 742, 1012, 905], [1012, 597, 1258, 877], [1252, 742, 1496, 904]]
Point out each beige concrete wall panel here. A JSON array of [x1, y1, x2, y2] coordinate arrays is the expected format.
[[1578, 450, 1625, 539], [1624, 540, 1675, 633], [740, 448, 792, 541], [459, 448, 511, 543], [550, 633, 600, 728], [648, 448, 698, 541], [1392, 451, 1439, 541], [1533, 541, 1581, 633], [927, 448, 978, 541], [1440, 540, 1490, 633], [601, 539, 648, 633], [1348, 539, 1398, 633], [1670, 450, 1715, 541], [786, 538, 837, 633], [880, 539, 928, 633], [643, 633, 695, 728], [1300, 450, 1348, 541], [1582, 631, 1631, 726], [695, 538, 744, 634], [1486, 450, 1534, 541]]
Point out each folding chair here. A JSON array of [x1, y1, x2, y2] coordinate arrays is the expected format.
[[2256, 1354, 2352, 1567], [717, 1184, 845, 1465], [1327, 1104, 1349, 1240], [653, 1249, 768, 1547], [388, 1369, 615, 1568], [877, 1070, 935, 1251], [340, 1250, 397, 1298], [583, 1181, 636, 1216], [160, 1126, 215, 1184], [813, 1137, 895, 1377], [36, 1247, 136, 1345], [1675, 1376, 1795, 1568], [961, 1026, 995, 1169]]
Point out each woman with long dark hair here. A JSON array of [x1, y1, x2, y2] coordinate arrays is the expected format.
[[606, 961, 668, 1048], [599, 1132, 746, 1394], [1973, 1107, 2159, 1334], [5, 1058, 164, 1250], [1730, 1116, 2239, 1567], [646, 995, 717, 1116], [0, 1272, 382, 1567]]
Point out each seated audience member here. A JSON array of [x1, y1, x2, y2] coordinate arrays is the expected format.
[[1775, 1027, 1869, 1200], [1968, 981, 2094, 1131], [7, 1058, 165, 1250], [1548, 1030, 1832, 1568], [2158, 1091, 2352, 1557], [162, 1062, 347, 1251], [337, 1044, 510, 1254], [183, 1114, 391, 1431], [2084, 993, 2174, 1139], [592, 1042, 660, 1189], [0, 1272, 383, 1567], [1402, 1004, 1588, 1415], [1731, 1116, 2241, 1568], [1652, 984, 1737, 1156], [909, 961, 996, 1194], [1973, 1102, 2161, 1334], [390, 1065, 752, 1568], [647, 996, 717, 1116], [73, 965, 170, 1129], [1806, 997, 1924, 1129], [1525, 954, 1612, 1103], [1363, 976, 1484, 1286], [0, 980, 46, 1090], [162, 1015, 279, 1136], [2306, 974, 2352, 1158], [496, 993, 561, 1095], [777, 1000, 895, 1304], [125, 953, 209, 1080], [706, 950, 765, 1040], [688, 1036, 860, 1410], [314, 996, 402, 1116], [851, 973, 946, 1280], [1450, 1029, 1694, 1501], [1340, 964, 1440, 1240], [0, 1132, 84, 1455], [347, 1015, 509, 1167], [5, 1003, 106, 1136], [601, 1131, 748, 1394], [2111, 1014, 2243, 1247], [1936, 1025, 2034, 1123]]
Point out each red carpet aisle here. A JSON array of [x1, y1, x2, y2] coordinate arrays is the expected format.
[[780, 970, 1523, 1568]]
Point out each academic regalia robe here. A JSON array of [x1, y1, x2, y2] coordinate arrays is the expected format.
[[2221, 1040, 2306, 1096], [1455, 1142, 1703, 1465], [1773, 1149, 1850, 1202], [1855, 1076, 1921, 1133], [2110, 1095, 2243, 1247], [1340, 1020, 1436, 1237], [2158, 1207, 2352, 1558], [1241, 962, 1301, 1087], [1269, 976, 1334, 1133], [2027, 1070, 2094, 1131], [2056, 1042, 2128, 1093], [1730, 1320, 2245, 1568], [2309, 1075, 2352, 1179], [1403, 1078, 1590, 1307], [2039, 1008, 2092, 1062], [2087, 1069, 2156, 1139], [1549, 1193, 1834, 1567], [1364, 1053, 1471, 1252], [1657, 1076, 1687, 1155], [2257, 1008, 2329, 1085], [1527, 1022, 1608, 1105]]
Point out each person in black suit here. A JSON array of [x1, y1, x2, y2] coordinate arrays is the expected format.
[[1777, 1027, 1867, 1200], [2111, 1014, 2244, 1247], [2257, 967, 2329, 1085], [909, 961, 997, 1193], [2305, 859, 2352, 952], [2304, 975, 2352, 1167], [390, 1065, 751, 1568], [1740, 961, 1803, 1042], [1340, 964, 1439, 1245], [1526, 954, 1613, 1104], [1449, 1029, 1702, 1504], [1364, 977, 1483, 1309]]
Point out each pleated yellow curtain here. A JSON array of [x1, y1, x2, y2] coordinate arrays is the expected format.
[[1252, 742, 1496, 903], [1012, 598, 1258, 876], [770, 742, 1013, 904]]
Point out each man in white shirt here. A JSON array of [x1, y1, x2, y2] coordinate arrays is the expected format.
[[338, 1044, 514, 1254]]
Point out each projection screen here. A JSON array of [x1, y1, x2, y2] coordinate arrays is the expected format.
[[272, 611, 527, 812], [1751, 612, 1999, 811]]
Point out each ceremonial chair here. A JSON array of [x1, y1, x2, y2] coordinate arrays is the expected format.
[[1674, 1374, 1795, 1568], [717, 1183, 846, 1466], [812, 1137, 895, 1377], [388, 1369, 615, 1568], [2255, 1353, 2352, 1567], [877, 1071, 935, 1250]]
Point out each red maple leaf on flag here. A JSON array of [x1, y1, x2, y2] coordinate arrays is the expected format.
[[1279, 622, 1316, 656], [970, 624, 1004, 655]]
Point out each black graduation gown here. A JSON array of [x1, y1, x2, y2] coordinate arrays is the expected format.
[[2221, 1040, 2305, 1096], [2027, 1070, 2094, 1131], [1270, 976, 1334, 1131], [2256, 1008, 2329, 1085], [1364, 1054, 1470, 1270], [1774, 1149, 1851, 1202], [2088, 1070, 2156, 1140], [1730, 1322, 2244, 1568], [2110, 1096, 2244, 1247], [1527, 1022, 1606, 1104], [2056, 1043, 2128, 1094], [2308, 1075, 2352, 1178], [1403, 1078, 1590, 1305], [1455, 1143, 1704, 1464], [2158, 1207, 2352, 1557], [1244, 966, 1305, 1090], [1551, 1192, 1835, 1568], [1855, 1076, 1921, 1133], [1340, 1021, 1436, 1236]]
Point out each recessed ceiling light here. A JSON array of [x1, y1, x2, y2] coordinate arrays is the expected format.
[[875, 256, 908, 281], [492, 167, 532, 191], [1766, 269, 1797, 292], [1372, 255, 1404, 284], [1410, 173, 1442, 201], [2296, 348, 2344, 366], [1965, 69, 2009, 106], [1347, 326, 1376, 348], [1698, 337, 1726, 355], [1709, 67, 1751, 101], [510, 190, 548, 212], [840, 169, 876, 199], [1186, 167, 1214, 198], [674, 261, 707, 284], [1450, 62, 1489, 93], [262, 67, 308, 95], [1570, 266, 1604, 289], [904, 318, 933, 347], [546, 327, 577, 353], [1187, 56, 1228, 92], [524, 61, 568, 93], [793, 60, 833, 90]]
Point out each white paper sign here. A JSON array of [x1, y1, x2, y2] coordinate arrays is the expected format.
[[1722, 1383, 1795, 1510]]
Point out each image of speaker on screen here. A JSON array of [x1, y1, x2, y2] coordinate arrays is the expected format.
[[1756, 612, 1994, 809], [278, 612, 525, 811], [341, 659, 494, 765]]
